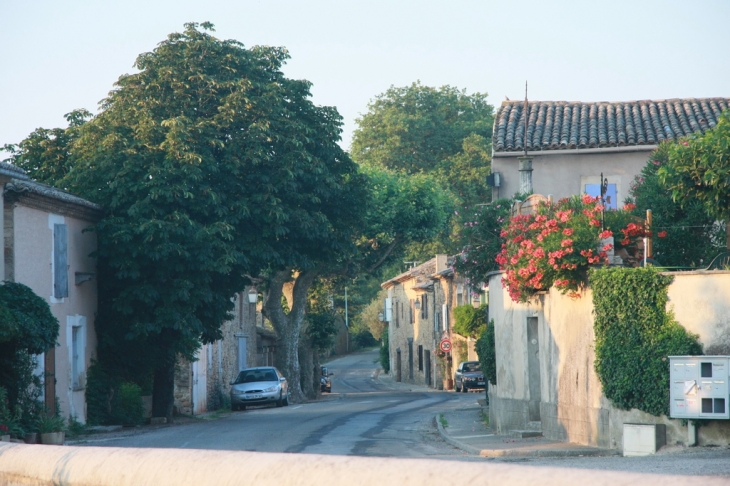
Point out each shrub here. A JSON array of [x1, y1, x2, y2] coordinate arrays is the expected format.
[[475, 320, 496, 386], [497, 195, 646, 303], [112, 382, 145, 426], [591, 267, 702, 416], [453, 304, 487, 338]]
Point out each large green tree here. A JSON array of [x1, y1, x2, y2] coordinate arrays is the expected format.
[[658, 110, 730, 249], [48, 22, 363, 418], [350, 82, 494, 208], [350, 82, 494, 262]]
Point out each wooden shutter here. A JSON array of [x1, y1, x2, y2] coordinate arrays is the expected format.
[[54, 224, 68, 298]]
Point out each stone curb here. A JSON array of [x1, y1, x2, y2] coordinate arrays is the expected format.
[[434, 413, 618, 458]]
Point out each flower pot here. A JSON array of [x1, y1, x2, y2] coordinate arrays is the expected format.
[[40, 432, 65, 445], [23, 433, 38, 444], [0, 435, 9, 442]]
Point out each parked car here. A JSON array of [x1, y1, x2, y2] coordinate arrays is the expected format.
[[320, 366, 332, 393], [454, 361, 485, 393], [230, 367, 289, 410]]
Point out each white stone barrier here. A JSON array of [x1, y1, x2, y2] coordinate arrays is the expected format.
[[0, 443, 726, 486]]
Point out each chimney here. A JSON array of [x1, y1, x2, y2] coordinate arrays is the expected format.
[[435, 254, 448, 273], [518, 156, 533, 194]]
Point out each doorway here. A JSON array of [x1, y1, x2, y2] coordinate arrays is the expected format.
[[527, 317, 541, 422], [396, 349, 402, 382]]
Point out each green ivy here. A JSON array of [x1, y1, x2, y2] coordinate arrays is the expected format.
[[475, 319, 497, 386], [590, 267, 702, 416]]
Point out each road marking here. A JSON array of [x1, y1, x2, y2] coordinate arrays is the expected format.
[[452, 434, 495, 439], [291, 406, 303, 410], [356, 401, 373, 404]]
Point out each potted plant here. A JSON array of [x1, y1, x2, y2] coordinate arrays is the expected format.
[[37, 414, 66, 445]]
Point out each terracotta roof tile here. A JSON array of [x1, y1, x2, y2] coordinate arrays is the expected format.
[[493, 98, 730, 153]]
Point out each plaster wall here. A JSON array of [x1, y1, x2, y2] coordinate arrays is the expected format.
[[491, 150, 650, 201], [488, 270, 730, 451], [11, 205, 97, 423]]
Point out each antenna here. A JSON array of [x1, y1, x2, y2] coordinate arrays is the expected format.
[[523, 81, 528, 156]]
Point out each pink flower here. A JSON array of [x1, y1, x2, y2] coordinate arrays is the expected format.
[[599, 230, 613, 239], [563, 228, 573, 236]]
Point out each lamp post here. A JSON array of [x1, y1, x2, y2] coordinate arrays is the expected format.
[[247, 288, 258, 323]]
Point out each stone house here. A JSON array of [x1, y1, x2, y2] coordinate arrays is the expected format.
[[174, 287, 277, 414], [2, 162, 101, 423], [490, 98, 730, 204], [487, 269, 730, 451], [381, 255, 481, 390]]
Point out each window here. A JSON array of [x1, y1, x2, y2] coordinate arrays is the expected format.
[[585, 183, 618, 210], [71, 326, 80, 388], [69, 315, 86, 390], [395, 301, 399, 328], [418, 345, 423, 371], [420, 294, 429, 319], [409, 299, 414, 324]]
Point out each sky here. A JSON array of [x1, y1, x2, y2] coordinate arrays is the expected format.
[[1, 0, 729, 155]]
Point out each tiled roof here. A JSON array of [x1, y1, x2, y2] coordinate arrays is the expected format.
[[493, 98, 730, 153]]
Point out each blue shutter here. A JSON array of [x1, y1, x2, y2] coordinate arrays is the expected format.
[[54, 224, 68, 298]]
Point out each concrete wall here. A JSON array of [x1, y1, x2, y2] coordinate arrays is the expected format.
[[489, 270, 730, 451], [491, 149, 650, 201], [4, 443, 726, 486], [11, 205, 97, 423]]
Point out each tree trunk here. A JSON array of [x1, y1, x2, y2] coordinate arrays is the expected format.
[[151, 359, 175, 422], [298, 338, 316, 400], [726, 220, 730, 250], [263, 268, 318, 404]]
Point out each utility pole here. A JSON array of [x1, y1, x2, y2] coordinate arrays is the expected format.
[[345, 287, 349, 353]]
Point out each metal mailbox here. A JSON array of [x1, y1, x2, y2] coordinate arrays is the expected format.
[[669, 356, 729, 420]]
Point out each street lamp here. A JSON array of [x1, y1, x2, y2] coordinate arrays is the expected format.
[[414, 299, 421, 310], [247, 288, 258, 322]]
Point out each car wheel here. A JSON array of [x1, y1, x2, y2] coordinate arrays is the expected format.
[[462, 383, 468, 393], [455, 381, 461, 392], [276, 391, 284, 407], [232, 404, 239, 411], [241, 405, 246, 411], [283, 393, 289, 406]]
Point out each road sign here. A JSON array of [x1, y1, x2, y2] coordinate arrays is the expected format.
[[439, 339, 452, 353]]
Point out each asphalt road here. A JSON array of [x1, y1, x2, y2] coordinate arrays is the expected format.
[[76, 349, 730, 477], [83, 349, 478, 459]]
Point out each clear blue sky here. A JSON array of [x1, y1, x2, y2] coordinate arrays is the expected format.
[[1, 0, 728, 154]]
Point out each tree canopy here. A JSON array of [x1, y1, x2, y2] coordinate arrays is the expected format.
[[350, 82, 494, 209], [626, 143, 725, 267], [10, 22, 365, 417], [658, 110, 730, 248]]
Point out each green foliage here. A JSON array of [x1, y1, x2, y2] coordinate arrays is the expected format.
[[454, 197, 517, 284], [590, 267, 703, 416], [475, 320, 497, 386], [113, 382, 145, 426], [379, 329, 390, 373], [453, 340, 468, 365], [627, 143, 725, 267], [351, 82, 494, 187], [659, 110, 730, 228], [0, 282, 58, 417], [0, 386, 24, 437], [356, 290, 387, 341], [2, 109, 92, 186], [453, 304, 487, 338], [36, 414, 67, 434]]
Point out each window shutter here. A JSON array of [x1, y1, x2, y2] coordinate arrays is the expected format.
[[54, 224, 68, 298]]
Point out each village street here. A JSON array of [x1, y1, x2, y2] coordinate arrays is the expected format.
[[75, 349, 477, 459], [67, 349, 730, 478]]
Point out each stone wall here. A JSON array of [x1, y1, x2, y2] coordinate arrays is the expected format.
[[488, 270, 730, 451]]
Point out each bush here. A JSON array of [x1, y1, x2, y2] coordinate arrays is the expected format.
[[453, 305, 487, 338], [591, 267, 703, 416], [475, 320, 496, 386], [112, 382, 144, 426]]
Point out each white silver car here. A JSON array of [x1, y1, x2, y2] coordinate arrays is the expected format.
[[230, 367, 289, 410]]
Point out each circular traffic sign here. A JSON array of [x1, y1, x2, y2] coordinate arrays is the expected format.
[[439, 339, 452, 353]]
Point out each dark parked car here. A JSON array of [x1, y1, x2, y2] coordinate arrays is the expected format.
[[230, 367, 289, 410], [454, 361, 485, 393]]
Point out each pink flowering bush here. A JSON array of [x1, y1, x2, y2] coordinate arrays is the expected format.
[[496, 195, 641, 303]]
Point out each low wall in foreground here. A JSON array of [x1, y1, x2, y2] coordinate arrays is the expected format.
[[0, 443, 727, 486]]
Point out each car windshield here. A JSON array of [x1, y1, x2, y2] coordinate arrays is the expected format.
[[463, 363, 481, 372], [234, 369, 278, 384]]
